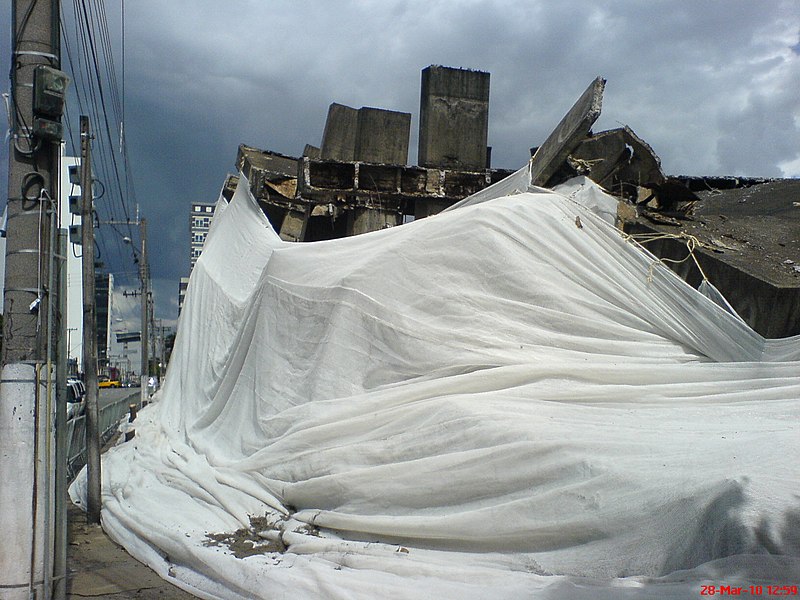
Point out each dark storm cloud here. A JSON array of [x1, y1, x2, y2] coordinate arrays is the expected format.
[[2, 0, 799, 325]]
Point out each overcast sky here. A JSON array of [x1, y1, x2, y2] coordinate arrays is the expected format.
[[2, 1, 799, 328]]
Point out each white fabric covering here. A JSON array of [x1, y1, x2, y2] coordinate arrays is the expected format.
[[71, 175, 800, 599]]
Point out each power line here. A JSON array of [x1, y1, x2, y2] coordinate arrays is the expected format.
[[59, 0, 142, 285]]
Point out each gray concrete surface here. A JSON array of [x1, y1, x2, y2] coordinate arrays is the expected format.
[[66, 499, 197, 599], [66, 392, 198, 599], [418, 65, 490, 170]]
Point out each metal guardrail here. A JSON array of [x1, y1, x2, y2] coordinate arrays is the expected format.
[[66, 392, 140, 481]]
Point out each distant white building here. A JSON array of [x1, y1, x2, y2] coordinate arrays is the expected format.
[[190, 203, 215, 270], [178, 277, 189, 315], [179, 202, 215, 315], [60, 153, 84, 373]]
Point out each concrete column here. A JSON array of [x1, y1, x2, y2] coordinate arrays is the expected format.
[[418, 65, 490, 170], [320, 103, 358, 161], [348, 208, 400, 236], [279, 209, 308, 242]]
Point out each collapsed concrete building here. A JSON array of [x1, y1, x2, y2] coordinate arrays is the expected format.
[[222, 67, 799, 339], [231, 66, 511, 241]]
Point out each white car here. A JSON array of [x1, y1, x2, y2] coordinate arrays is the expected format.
[[66, 379, 85, 419]]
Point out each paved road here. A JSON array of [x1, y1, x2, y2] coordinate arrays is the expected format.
[[99, 386, 143, 409]]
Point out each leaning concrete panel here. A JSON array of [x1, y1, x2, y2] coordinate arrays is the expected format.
[[355, 107, 411, 164], [321, 103, 359, 161], [418, 65, 490, 170], [303, 144, 321, 159], [529, 76, 605, 187]]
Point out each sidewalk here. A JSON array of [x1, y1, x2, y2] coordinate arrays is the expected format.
[[66, 502, 197, 599], [65, 430, 197, 599]]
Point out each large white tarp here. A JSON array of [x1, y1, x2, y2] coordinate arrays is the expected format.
[[72, 175, 799, 599]]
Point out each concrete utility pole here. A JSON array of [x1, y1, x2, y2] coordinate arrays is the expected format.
[[140, 218, 148, 402], [0, 0, 63, 598], [80, 115, 102, 525]]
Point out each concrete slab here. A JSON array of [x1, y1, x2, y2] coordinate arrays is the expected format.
[[624, 178, 800, 338], [530, 77, 605, 187]]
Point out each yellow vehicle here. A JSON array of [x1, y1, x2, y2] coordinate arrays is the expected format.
[[98, 378, 122, 388]]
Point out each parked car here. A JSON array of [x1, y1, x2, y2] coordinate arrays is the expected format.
[[66, 379, 85, 419]]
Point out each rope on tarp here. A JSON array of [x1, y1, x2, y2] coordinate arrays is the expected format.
[[622, 231, 711, 284]]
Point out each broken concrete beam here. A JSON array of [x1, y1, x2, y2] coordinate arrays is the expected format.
[[530, 77, 605, 187], [237, 145, 300, 203], [298, 156, 514, 204], [622, 178, 800, 338], [567, 126, 666, 197], [221, 174, 239, 201], [237, 145, 299, 179]]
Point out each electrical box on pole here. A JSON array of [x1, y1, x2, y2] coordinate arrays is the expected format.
[[33, 65, 69, 116], [68, 224, 82, 245], [32, 65, 69, 142]]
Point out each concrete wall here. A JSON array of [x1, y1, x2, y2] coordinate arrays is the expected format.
[[321, 103, 411, 164], [625, 223, 800, 339], [418, 65, 490, 170], [320, 103, 359, 161], [355, 107, 411, 164]]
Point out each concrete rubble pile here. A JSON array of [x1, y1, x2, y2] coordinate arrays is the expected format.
[[228, 68, 798, 338]]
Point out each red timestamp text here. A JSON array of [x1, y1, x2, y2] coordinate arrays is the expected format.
[[700, 584, 798, 596]]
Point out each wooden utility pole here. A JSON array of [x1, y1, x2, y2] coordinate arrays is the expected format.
[[1, 0, 63, 597], [80, 115, 101, 525]]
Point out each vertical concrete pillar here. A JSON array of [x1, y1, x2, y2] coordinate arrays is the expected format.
[[320, 103, 358, 161], [279, 208, 308, 242], [418, 65, 490, 170]]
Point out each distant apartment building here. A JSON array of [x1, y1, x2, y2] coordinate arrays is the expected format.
[[179, 202, 216, 315], [95, 273, 114, 373], [178, 277, 189, 315], [191, 202, 216, 270]]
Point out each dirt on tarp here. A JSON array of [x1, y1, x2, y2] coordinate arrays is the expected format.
[[203, 514, 321, 559]]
